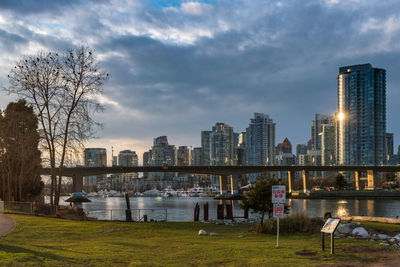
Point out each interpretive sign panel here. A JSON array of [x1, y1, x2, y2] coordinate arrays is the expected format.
[[321, 218, 340, 233], [273, 204, 284, 218], [272, 185, 286, 204]]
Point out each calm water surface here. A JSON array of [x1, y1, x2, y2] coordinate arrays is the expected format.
[[55, 197, 400, 221]]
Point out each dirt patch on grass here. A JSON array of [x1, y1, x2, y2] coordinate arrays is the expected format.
[[343, 245, 390, 253], [330, 247, 400, 266], [295, 249, 318, 256]]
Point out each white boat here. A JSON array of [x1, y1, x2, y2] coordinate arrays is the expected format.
[[143, 188, 160, 196]]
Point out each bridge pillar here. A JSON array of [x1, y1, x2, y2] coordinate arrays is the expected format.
[[302, 170, 309, 193], [367, 170, 376, 190], [230, 175, 239, 195], [354, 171, 362, 190], [219, 175, 228, 195], [72, 174, 83, 192], [288, 171, 295, 193]]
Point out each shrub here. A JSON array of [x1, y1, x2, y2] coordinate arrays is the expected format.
[[251, 213, 324, 234]]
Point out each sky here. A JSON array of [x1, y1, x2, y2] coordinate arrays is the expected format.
[[0, 0, 400, 165]]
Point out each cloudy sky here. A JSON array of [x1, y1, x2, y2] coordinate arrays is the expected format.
[[1, 0, 400, 164]]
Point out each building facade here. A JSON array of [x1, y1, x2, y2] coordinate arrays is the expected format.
[[83, 148, 107, 191], [337, 64, 386, 165], [312, 114, 333, 151], [201, 123, 235, 166], [245, 113, 275, 166]]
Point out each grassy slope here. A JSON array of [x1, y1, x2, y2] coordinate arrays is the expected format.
[[0, 215, 399, 266]]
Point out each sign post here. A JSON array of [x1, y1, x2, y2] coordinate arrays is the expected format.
[[272, 185, 286, 248], [321, 218, 341, 254]]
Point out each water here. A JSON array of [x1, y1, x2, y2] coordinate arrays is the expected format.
[[52, 196, 400, 221]]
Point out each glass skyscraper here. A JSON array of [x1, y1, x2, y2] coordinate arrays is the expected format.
[[83, 148, 107, 191], [245, 113, 275, 166], [337, 64, 386, 165]]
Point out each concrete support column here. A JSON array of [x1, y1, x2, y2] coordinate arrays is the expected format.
[[72, 174, 83, 192], [230, 175, 239, 195], [219, 175, 228, 195], [302, 170, 309, 193], [367, 170, 376, 190], [288, 171, 295, 193], [354, 171, 361, 191]]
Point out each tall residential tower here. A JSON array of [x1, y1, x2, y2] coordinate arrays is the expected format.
[[337, 64, 386, 165]]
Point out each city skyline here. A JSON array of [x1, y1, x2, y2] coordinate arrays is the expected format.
[[1, 1, 400, 163]]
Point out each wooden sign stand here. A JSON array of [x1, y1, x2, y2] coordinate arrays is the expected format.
[[320, 218, 340, 255]]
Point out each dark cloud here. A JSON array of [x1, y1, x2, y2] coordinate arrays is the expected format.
[[1, 0, 400, 157], [0, 0, 109, 15]]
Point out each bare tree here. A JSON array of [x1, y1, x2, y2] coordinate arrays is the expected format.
[[4, 46, 109, 205]]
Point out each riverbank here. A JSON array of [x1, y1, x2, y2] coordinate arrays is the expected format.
[[290, 190, 400, 199], [1, 214, 400, 266]]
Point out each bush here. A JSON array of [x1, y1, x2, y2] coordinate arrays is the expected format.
[[251, 214, 324, 234]]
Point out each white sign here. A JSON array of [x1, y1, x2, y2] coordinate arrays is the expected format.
[[272, 185, 286, 204], [273, 203, 284, 218], [321, 218, 341, 234]]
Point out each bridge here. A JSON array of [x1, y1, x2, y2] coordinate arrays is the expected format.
[[40, 165, 400, 194]]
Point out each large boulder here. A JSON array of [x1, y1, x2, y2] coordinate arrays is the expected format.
[[352, 227, 370, 239], [198, 229, 207, 235], [336, 223, 355, 235], [394, 234, 400, 241]]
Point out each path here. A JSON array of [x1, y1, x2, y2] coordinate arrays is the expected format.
[[0, 213, 15, 237]]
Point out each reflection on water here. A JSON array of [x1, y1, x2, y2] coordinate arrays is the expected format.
[[50, 197, 400, 221], [290, 199, 400, 218]]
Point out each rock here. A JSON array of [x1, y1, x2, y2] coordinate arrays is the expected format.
[[376, 234, 392, 240], [209, 232, 218, 236], [388, 238, 398, 245], [239, 235, 244, 238], [380, 241, 390, 246], [352, 227, 370, 238], [394, 234, 400, 241], [336, 223, 355, 235], [198, 229, 207, 235]]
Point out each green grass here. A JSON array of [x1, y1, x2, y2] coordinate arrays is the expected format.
[[0, 215, 398, 266]]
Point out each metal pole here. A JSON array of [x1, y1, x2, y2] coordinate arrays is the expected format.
[[277, 217, 280, 248], [331, 233, 334, 254], [139, 209, 141, 221], [165, 209, 167, 221], [111, 210, 113, 221]]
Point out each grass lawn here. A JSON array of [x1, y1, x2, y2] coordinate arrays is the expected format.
[[0, 215, 399, 266]]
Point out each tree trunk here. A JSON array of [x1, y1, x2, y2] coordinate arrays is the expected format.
[[260, 213, 265, 227]]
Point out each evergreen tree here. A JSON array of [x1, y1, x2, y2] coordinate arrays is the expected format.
[[0, 100, 43, 201]]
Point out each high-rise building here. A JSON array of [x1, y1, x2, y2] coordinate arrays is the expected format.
[[177, 146, 191, 166], [201, 131, 212, 166], [337, 64, 386, 165], [191, 147, 202, 166], [245, 113, 275, 166], [320, 124, 336, 166], [142, 150, 152, 179], [118, 150, 138, 167], [276, 138, 292, 155], [212, 123, 235, 165], [385, 133, 394, 157], [311, 114, 333, 150], [117, 150, 139, 188], [236, 132, 247, 166], [296, 144, 307, 158], [83, 148, 107, 191], [149, 136, 176, 180]]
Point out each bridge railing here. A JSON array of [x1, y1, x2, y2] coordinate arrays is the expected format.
[[85, 208, 168, 222]]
